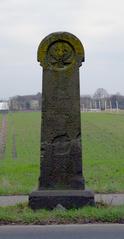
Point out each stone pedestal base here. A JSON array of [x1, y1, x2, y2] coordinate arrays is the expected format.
[[29, 190, 95, 210]]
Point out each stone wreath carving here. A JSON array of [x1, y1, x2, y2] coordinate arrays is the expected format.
[[47, 41, 74, 69]]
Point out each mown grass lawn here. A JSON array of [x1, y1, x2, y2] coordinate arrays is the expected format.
[[0, 111, 124, 195], [0, 203, 124, 224]]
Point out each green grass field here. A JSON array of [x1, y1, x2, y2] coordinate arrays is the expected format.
[[82, 112, 124, 192], [0, 112, 40, 195], [0, 111, 124, 195]]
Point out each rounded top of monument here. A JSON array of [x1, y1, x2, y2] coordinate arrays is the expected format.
[[37, 32, 85, 69]]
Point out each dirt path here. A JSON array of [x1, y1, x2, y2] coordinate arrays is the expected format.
[[0, 114, 7, 159]]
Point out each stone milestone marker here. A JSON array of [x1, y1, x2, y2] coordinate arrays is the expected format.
[[29, 32, 94, 209]]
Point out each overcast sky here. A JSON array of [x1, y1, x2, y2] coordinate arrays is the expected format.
[[0, 0, 124, 99]]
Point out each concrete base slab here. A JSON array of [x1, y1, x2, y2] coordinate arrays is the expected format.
[[29, 190, 95, 210]]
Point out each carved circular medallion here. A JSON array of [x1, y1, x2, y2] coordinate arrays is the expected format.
[[47, 41, 74, 69]]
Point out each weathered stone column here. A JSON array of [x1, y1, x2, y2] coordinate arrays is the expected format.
[[29, 32, 94, 209]]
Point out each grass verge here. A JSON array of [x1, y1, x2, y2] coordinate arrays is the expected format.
[[0, 203, 124, 225]]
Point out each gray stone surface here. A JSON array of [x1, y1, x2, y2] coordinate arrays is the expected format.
[[38, 32, 85, 190], [29, 32, 94, 209], [29, 190, 95, 209], [0, 195, 28, 206], [95, 193, 124, 205], [54, 204, 67, 211]]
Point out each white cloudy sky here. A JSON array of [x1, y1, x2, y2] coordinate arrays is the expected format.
[[0, 0, 124, 99]]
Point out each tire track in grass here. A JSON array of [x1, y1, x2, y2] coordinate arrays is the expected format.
[[0, 113, 7, 160], [10, 113, 17, 160], [12, 133, 17, 159]]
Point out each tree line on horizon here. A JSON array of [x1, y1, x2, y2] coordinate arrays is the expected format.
[[81, 88, 124, 111], [6, 88, 124, 111]]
